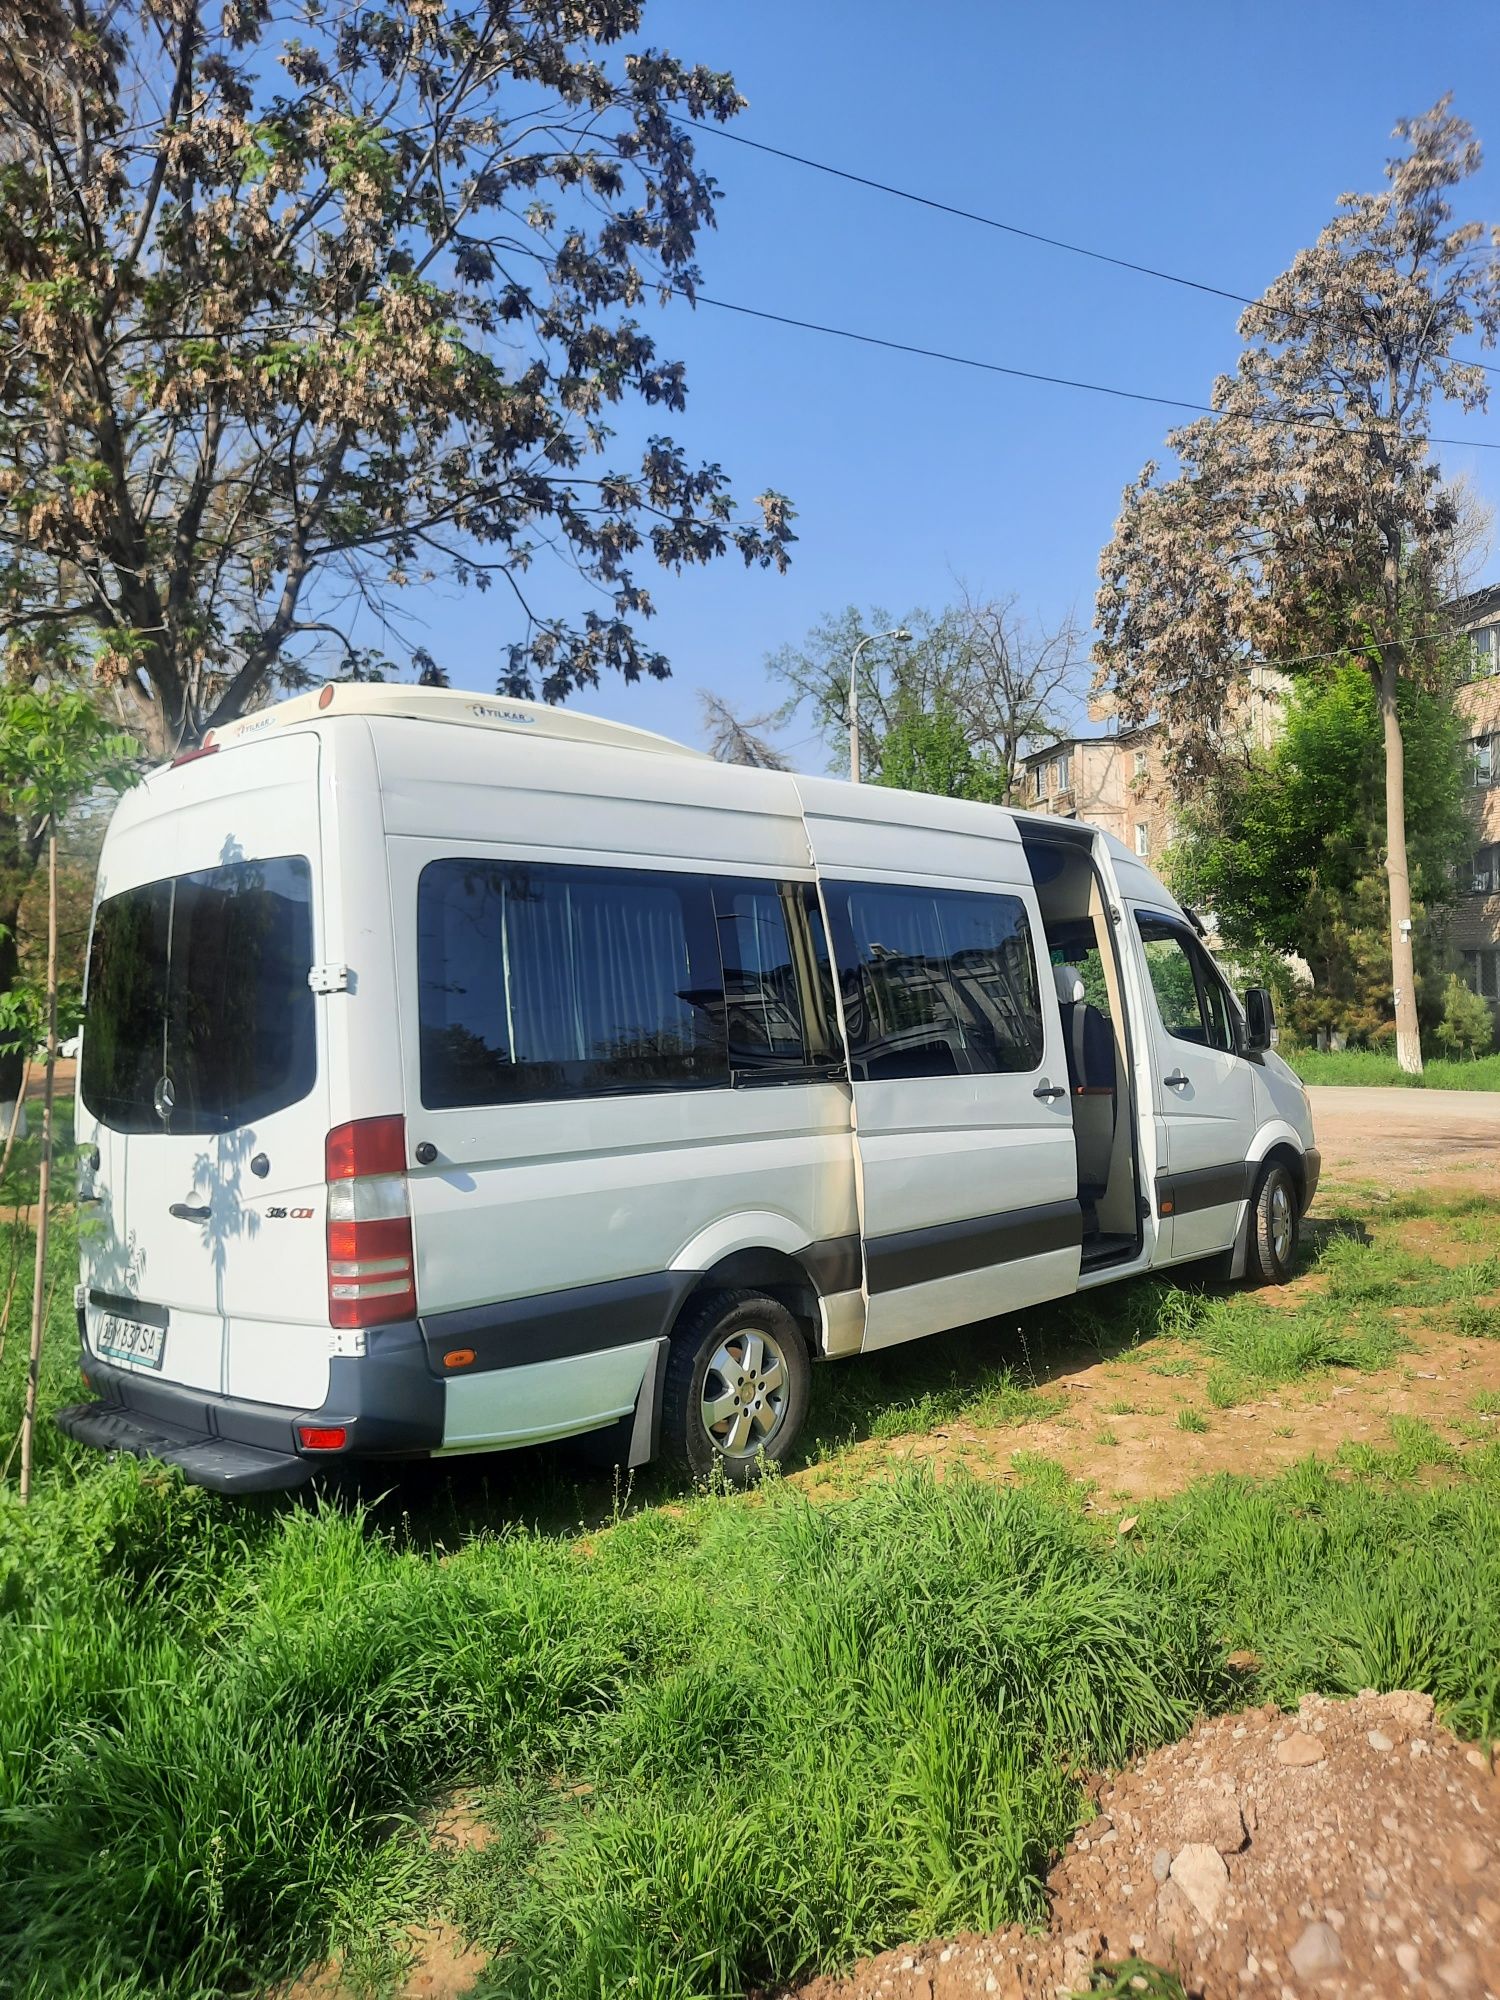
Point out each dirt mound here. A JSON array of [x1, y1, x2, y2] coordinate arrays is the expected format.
[[786, 1693, 1499, 2000]]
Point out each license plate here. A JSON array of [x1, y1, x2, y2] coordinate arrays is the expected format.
[[96, 1313, 166, 1371]]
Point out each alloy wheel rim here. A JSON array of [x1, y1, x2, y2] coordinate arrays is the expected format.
[[1270, 1180, 1293, 1264], [700, 1327, 789, 1460]]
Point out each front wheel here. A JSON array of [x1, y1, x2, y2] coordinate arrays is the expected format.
[[661, 1290, 811, 1486], [1245, 1159, 1300, 1285]]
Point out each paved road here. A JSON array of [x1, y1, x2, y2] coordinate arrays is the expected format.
[[1307, 1084, 1500, 1193]]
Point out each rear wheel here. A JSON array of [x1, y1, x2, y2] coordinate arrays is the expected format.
[[662, 1289, 810, 1486], [1245, 1159, 1300, 1285]]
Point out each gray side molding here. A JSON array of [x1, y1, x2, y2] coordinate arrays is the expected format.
[[627, 1337, 671, 1469]]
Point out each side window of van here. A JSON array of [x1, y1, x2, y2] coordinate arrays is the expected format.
[[1135, 913, 1235, 1053], [824, 882, 1045, 1081], [712, 882, 810, 1066], [417, 860, 728, 1107]]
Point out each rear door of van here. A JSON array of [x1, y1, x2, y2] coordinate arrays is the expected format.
[[77, 734, 331, 1408]]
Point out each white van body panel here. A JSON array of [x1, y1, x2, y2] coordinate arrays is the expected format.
[[79, 733, 332, 1410], [670, 1211, 833, 1269], [440, 1342, 659, 1452], [375, 721, 860, 1435], [66, 689, 1317, 1490], [797, 779, 1081, 1351], [1124, 890, 1258, 1264]]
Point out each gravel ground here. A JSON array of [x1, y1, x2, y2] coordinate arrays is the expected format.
[[785, 1692, 1500, 2000]]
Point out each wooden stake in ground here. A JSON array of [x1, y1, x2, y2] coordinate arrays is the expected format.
[[19, 827, 57, 1504], [0, 1054, 32, 1203]]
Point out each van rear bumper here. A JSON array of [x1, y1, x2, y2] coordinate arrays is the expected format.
[[59, 1318, 444, 1492], [54, 1401, 315, 1493]]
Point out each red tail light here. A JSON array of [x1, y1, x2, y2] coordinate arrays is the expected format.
[[298, 1425, 348, 1451], [325, 1116, 416, 1327]]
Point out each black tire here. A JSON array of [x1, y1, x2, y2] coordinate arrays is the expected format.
[[1244, 1158, 1300, 1285], [661, 1289, 811, 1486]]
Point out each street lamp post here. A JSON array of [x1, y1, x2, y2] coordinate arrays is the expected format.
[[848, 626, 912, 784]]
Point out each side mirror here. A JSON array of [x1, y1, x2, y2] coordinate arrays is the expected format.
[[1243, 985, 1277, 1056]]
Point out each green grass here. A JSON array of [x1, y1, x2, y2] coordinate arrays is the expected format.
[[1287, 1045, 1500, 1090], [7, 1418, 1500, 1997], [1174, 1407, 1208, 1433], [4, 1162, 1500, 1995]]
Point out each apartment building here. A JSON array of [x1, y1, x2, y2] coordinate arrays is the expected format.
[[1024, 618, 1500, 1023], [1450, 584, 1500, 1018], [1020, 729, 1176, 863], [1020, 667, 1285, 864]]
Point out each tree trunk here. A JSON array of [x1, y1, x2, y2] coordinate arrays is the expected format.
[[18, 829, 57, 1503], [1377, 654, 1423, 1075]]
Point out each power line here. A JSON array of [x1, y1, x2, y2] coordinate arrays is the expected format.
[[1245, 629, 1482, 672], [679, 285, 1500, 451], [685, 117, 1248, 306], [682, 117, 1500, 379]]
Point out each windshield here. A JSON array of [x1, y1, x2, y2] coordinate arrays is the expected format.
[[81, 856, 317, 1134]]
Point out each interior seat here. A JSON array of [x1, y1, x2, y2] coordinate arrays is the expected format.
[[1052, 964, 1117, 1229]]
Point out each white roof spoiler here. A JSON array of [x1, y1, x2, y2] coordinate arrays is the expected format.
[[206, 684, 707, 760]]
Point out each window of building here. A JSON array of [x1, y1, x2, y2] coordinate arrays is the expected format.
[[1463, 949, 1500, 1001], [1033, 762, 1048, 801], [1470, 734, 1496, 787], [417, 860, 731, 1106], [1134, 822, 1150, 857], [1469, 625, 1497, 681], [1053, 752, 1072, 794], [82, 857, 317, 1135], [824, 882, 1045, 1081], [1135, 912, 1236, 1053], [1133, 750, 1148, 781], [1470, 845, 1500, 895]]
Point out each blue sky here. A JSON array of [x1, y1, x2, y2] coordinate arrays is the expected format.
[[430, 0, 1500, 767]]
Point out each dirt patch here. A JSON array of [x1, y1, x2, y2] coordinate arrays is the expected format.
[[799, 1314, 1500, 1508], [425, 1790, 498, 1854], [785, 1691, 1500, 2000], [273, 1923, 489, 2000], [1306, 1087, 1500, 1197]]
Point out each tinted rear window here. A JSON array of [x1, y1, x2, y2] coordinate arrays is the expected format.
[[82, 857, 317, 1134]]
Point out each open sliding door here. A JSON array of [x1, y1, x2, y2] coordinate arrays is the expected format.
[[798, 780, 1081, 1352]]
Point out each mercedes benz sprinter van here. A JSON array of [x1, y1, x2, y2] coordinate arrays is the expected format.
[[59, 687, 1319, 1492]]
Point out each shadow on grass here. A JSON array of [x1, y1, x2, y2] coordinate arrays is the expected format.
[[321, 1239, 1354, 1547], [1303, 1214, 1372, 1255]]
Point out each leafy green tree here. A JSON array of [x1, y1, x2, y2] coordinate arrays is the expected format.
[[875, 705, 1005, 802], [767, 596, 1081, 794], [1167, 661, 1470, 1042], [1095, 99, 1500, 1073], [1433, 974, 1496, 1058], [0, 691, 136, 1500], [0, 1, 793, 755]]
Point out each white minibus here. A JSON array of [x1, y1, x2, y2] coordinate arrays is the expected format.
[[60, 687, 1319, 1492]]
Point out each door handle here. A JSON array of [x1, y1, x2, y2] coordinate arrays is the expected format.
[[1163, 1070, 1190, 1090], [1033, 1083, 1067, 1101], [169, 1202, 211, 1222]]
